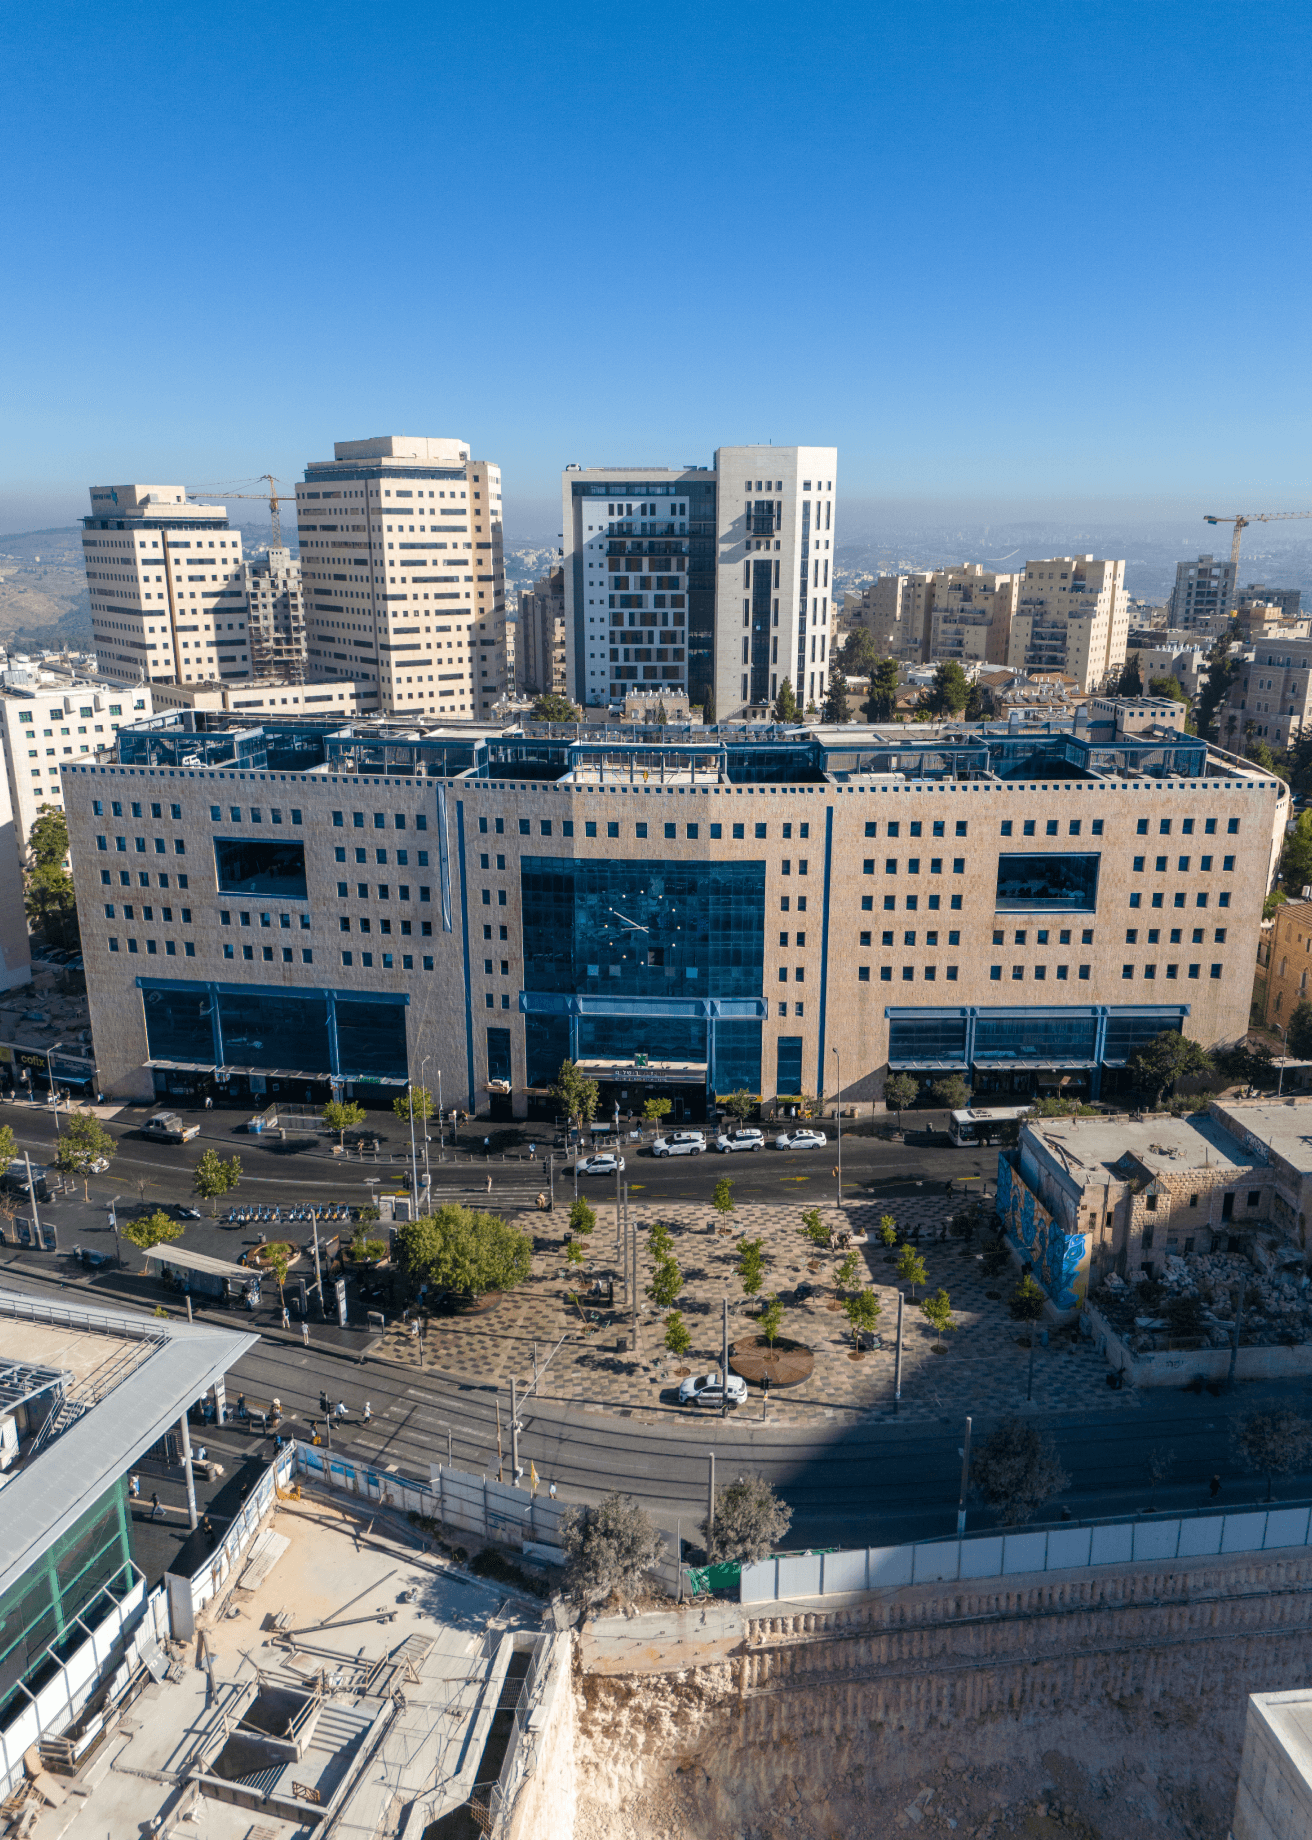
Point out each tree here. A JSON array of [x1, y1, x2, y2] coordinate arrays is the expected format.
[[122, 1209, 184, 1256], [1194, 631, 1239, 740], [701, 1473, 792, 1565], [1288, 1000, 1312, 1062], [896, 1244, 927, 1299], [1280, 809, 1312, 895], [553, 1058, 599, 1132], [758, 1294, 785, 1346], [1247, 736, 1277, 772], [648, 1220, 673, 1260], [773, 677, 799, 723], [193, 1149, 241, 1216], [533, 691, 580, 723], [844, 1287, 881, 1346], [971, 1419, 1069, 1525], [864, 658, 901, 722], [930, 1074, 970, 1112], [720, 1090, 756, 1122], [878, 1214, 898, 1248], [737, 1236, 766, 1298], [928, 661, 971, 716], [1009, 1273, 1047, 1401], [835, 1249, 860, 1294], [800, 1206, 830, 1248], [560, 1493, 663, 1608], [648, 1256, 684, 1309], [712, 1176, 735, 1220], [839, 628, 878, 678], [884, 1073, 918, 1127], [568, 1196, 596, 1237], [1127, 1029, 1213, 1107], [920, 1287, 958, 1344], [322, 1098, 366, 1147], [566, 1237, 585, 1268], [642, 1097, 672, 1128], [0, 1123, 16, 1172], [1148, 674, 1188, 706], [27, 805, 69, 868], [395, 1204, 533, 1300], [1116, 650, 1143, 698], [653, 699, 669, 727], [1233, 1408, 1312, 1502], [821, 669, 850, 724], [264, 1240, 292, 1312], [53, 1112, 114, 1199], [393, 1086, 435, 1126], [664, 1311, 692, 1357], [25, 862, 79, 948]]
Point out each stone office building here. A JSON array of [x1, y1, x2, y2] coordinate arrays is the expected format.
[[60, 704, 1285, 1120]]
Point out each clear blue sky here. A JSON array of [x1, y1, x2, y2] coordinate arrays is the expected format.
[[3, 0, 1310, 535]]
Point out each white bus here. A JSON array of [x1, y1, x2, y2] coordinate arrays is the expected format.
[[948, 1106, 1032, 1147]]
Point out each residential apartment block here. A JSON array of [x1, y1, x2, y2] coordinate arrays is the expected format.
[[1006, 555, 1129, 693], [517, 568, 566, 698], [296, 435, 508, 721], [1260, 896, 1312, 1029], [1168, 554, 1237, 632], [562, 445, 837, 720], [840, 573, 934, 664], [81, 484, 250, 684], [241, 547, 305, 682], [1222, 638, 1312, 749], [1237, 582, 1302, 623], [63, 704, 1283, 1119], [928, 565, 1019, 667]]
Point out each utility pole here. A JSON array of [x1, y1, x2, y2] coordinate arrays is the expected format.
[[407, 1081, 420, 1208], [510, 1376, 521, 1484], [957, 1415, 972, 1537], [629, 1183, 637, 1339], [1228, 1273, 1247, 1391], [722, 1295, 729, 1419], [178, 1412, 198, 1531], [310, 1207, 324, 1316], [615, 1157, 622, 1267], [706, 1451, 715, 1547], [832, 1046, 842, 1208], [23, 1152, 41, 1246], [894, 1292, 904, 1414]]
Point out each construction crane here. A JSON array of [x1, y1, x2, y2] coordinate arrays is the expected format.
[[1203, 509, 1312, 571], [190, 475, 294, 545]]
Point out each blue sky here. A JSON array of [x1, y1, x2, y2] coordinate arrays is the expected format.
[[3, 0, 1310, 535]]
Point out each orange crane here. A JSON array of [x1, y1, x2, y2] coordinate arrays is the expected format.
[[190, 475, 294, 545], [1203, 508, 1312, 571]]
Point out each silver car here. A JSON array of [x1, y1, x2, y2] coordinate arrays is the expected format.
[[576, 1153, 626, 1176], [774, 1128, 827, 1150], [678, 1370, 748, 1408], [651, 1132, 706, 1157], [715, 1129, 764, 1153]]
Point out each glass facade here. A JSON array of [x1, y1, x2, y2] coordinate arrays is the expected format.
[[139, 979, 408, 1080], [888, 1013, 969, 1062], [213, 838, 308, 901], [486, 1027, 511, 1083], [0, 1480, 131, 1714], [975, 1011, 1098, 1060], [218, 990, 331, 1070], [1103, 1011, 1182, 1062], [995, 852, 1100, 911], [520, 856, 764, 1091], [886, 1006, 1188, 1082], [776, 1036, 803, 1094]]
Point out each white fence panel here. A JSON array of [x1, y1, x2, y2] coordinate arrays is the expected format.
[[775, 1553, 823, 1599], [821, 1548, 869, 1595], [1265, 1507, 1311, 1549], [1002, 1532, 1047, 1576], [1045, 1527, 1092, 1571], [1132, 1520, 1181, 1562], [1177, 1514, 1224, 1557], [1222, 1511, 1268, 1554], [960, 1535, 1006, 1578], [867, 1545, 915, 1588], [913, 1541, 960, 1584], [1089, 1522, 1134, 1567]]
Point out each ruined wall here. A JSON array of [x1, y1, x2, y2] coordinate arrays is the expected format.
[[574, 1548, 1312, 1840]]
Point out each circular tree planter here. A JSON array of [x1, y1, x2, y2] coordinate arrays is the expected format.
[[244, 1240, 296, 1270], [729, 1336, 814, 1389]]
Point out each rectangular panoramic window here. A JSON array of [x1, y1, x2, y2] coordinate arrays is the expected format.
[[995, 853, 1100, 911], [213, 837, 307, 900]]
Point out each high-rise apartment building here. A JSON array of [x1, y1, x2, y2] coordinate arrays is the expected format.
[[1168, 554, 1237, 631], [517, 568, 566, 697], [296, 436, 507, 720], [241, 547, 305, 682], [81, 485, 250, 684], [1007, 556, 1128, 693], [1222, 637, 1312, 750], [562, 445, 837, 719], [840, 573, 934, 664], [928, 565, 1019, 667], [1236, 582, 1302, 623], [0, 672, 150, 852]]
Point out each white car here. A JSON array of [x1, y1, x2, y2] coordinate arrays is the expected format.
[[576, 1153, 626, 1176], [678, 1370, 748, 1408], [651, 1132, 706, 1157], [715, 1129, 764, 1153], [774, 1128, 827, 1150], [88, 1156, 111, 1174]]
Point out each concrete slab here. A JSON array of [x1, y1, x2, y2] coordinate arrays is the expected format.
[[581, 1603, 743, 1675]]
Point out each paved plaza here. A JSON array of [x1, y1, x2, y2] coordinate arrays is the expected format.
[[377, 1190, 1138, 1426]]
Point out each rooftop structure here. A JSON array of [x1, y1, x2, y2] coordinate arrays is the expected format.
[[1233, 1688, 1312, 1840]]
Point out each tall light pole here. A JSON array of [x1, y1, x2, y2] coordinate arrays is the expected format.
[[436, 1066, 443, 1152], [406, 1080, 420, 1207], [1273, 1023, 1290, 1097], [832, 1046, 842, 1208], [46, 1043, 63, 1135], [419, 1056, 432, 1192]]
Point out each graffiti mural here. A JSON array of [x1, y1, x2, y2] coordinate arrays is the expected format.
[[997, 1153, 1091, 1310]]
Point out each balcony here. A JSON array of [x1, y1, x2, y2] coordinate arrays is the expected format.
[[749, 513, 779, 537]]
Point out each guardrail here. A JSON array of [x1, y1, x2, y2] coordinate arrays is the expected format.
[[740, 1499, 1312, 1603]]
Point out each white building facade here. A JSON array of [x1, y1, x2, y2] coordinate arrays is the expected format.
[[81, 485, 250, 684], [562, 444, 838, 720], [0, 674, 151, 853], [1007, 555, 1129, 694], [296, 436, 507, 721]]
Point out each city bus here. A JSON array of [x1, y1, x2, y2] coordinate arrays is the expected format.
[[948, 1106, 1032, 1147]]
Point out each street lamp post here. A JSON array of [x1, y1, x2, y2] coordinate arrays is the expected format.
[[46, 1043, 62, 1136], [832, 1046, 842, 1209], [1273, 1024, 1289, 1098], [406, 1080, 420, 1207], [419, 1057, 432, 1193]]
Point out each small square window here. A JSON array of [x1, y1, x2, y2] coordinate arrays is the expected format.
[[1000, 820, 1012, 837], [733, 823, 745, 840], [990, 965, 1002, 980], [865, 821, 877, 838], [585, 820, 597, 837], [607, 821, 619, 838], [636, 822, 648, 838], [710, 823, 722, 839], [858, 966, 870, 981]]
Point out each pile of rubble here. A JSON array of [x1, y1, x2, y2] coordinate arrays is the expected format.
[[1093, 1244, 1312, 1351]]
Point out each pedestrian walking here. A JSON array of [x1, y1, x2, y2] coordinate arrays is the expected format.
[[1210, 1473, 1222, 1501], [363, 1401, 372, 1423], [548, 1480, 557, 1500], [486, 1174, 493, 1193], [302, 1321, 309, 1346], [129, 1474, 140, 1499], [201, 1515, 215, 1545], [204, 1095, 213, 1111], [149, 1492, 162, 1521], [281, 1306, 290, 1329], [529, 1143, 536, 1160], [336, 1400, 348, 1419]]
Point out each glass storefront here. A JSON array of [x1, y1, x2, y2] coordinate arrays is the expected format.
[[139, 980, 407, 1081]]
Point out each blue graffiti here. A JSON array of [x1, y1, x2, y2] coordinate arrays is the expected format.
[[997, 1155, 1089, 1309]]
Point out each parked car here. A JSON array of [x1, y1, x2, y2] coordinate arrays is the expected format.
[[177, 1205, 202, 1219], [651, 1132, 706, 1157], [576, 1153, 626, 1176], [793, 1281, 817, 1302], [678, 1370, 748, 1408], [88, 1156, 111, 1174], [774, 1128, 827, 1150], [141, 1111, 201, 1143], [714, 1129, 764, 1153]]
